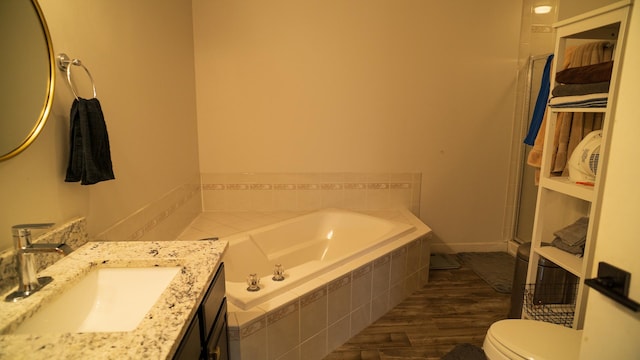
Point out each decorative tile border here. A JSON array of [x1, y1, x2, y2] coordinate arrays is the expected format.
[[240, 316, 267, 339], [328, 273, 352, 293], [267, 301, 299, 324], [301, 287, 327, 307], [353, 263, 372, 280], [97, 183, 201, 241], [201, 172, 422, 214], [205, 181, 412, 191]]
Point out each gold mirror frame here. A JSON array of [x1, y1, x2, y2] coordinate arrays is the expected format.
[[0, 0, 55, 161]]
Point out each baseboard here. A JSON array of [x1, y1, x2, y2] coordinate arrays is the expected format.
[[507, 240, 522, 256], [430, 241, 509, 254]]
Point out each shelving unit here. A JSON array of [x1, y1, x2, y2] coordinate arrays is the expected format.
[[524, 0, 632, 329]]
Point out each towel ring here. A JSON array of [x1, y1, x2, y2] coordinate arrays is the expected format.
[[56, 53, 97, 100]]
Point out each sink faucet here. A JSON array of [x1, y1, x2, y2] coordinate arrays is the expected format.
[[5, 223, 73, 302]]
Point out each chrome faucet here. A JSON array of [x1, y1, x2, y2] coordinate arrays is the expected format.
[[5, 223, 73, 302]]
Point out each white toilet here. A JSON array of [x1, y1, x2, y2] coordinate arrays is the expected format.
[[483, 319, 582, 360]]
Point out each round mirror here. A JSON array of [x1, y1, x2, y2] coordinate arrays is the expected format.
[[0, 0, 55, 161]]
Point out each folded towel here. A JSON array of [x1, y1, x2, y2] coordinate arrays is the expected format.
[[555, 60, 613, 84], [552, 237, 584, 256], [548, 93, 608, 108], [551, 81, 610, 97], [65, 98, 115, 185], [554, 217, 589, 246]]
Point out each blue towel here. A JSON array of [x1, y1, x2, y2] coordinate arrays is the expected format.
[[524, 54, 554, 146], [65, 98, 115, 185]]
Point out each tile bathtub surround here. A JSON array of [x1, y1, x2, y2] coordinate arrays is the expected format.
[[201, 172, 421, 214], [227, 234, 432, 360], [97, 182, 202, 241], [0, 217, 88, 295], [0, 239, 227, 359]]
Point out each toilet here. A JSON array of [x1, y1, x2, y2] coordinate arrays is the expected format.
[[483, 319, 582, 359]]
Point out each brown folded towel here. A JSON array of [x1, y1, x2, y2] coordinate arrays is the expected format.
[[552, 81, 610, 97], [555, 61, 613, 84]]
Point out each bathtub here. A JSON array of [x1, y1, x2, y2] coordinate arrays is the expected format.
[[222, 208, 432, 360], [222, 208, 415, 310]]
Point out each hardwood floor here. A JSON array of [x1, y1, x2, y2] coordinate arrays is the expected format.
[[324, 263, 511, 359]]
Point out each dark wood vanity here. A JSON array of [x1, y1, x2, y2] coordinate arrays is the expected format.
[[174, 263, 228, 360]]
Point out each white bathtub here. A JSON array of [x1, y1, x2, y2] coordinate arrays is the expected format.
[[221, 208, 431, 360], [222, 208, 415, 310]]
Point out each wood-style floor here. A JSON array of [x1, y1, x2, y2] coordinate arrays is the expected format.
[[324, 263, 511, 359]]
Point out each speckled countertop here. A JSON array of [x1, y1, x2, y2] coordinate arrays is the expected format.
[[0, 240, 227, 360]]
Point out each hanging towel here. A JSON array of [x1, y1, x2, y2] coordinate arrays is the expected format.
[[524, 54, 554, 146], [65, 98, 115, 185]]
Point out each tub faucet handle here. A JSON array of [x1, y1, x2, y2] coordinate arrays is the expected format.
[[247, 273, 261, 292], [272, 264, 285, 281]]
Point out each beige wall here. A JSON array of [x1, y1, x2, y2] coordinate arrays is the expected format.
[[1, 0, 524, 253], [0, 0, 200, 251], [193, 0, 523, 251]]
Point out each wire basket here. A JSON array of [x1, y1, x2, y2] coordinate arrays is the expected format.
[[523, 283, 577, 327]]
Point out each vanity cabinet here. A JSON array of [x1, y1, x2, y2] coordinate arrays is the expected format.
[[174, 262, 228, 360], [524, 0, 631, 329]]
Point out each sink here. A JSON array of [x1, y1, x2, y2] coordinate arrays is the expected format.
[[13, 266, 181, 334]]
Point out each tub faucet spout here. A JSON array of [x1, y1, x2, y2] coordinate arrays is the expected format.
[[5, 223, 72, 302]]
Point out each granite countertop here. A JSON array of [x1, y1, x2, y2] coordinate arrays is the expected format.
[[0, 240, 227, 360]]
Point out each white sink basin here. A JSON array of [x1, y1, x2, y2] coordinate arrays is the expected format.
[[13, 267, 180, 334]]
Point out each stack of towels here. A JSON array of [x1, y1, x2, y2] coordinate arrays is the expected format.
[[551, 217, 589, 257], [548, 60, 613, 108]]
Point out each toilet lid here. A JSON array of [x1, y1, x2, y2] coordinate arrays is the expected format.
[[487, 320, 582, 360]]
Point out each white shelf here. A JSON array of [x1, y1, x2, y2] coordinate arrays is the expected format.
[[540, 176, 595, 202], [525, 1, 631, 329], [553, 0, 630, 31], [536, 246, 583, 277]]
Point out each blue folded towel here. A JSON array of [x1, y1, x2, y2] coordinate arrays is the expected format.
[[65, 98, 115, 185]]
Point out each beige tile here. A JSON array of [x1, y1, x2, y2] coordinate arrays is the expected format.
[[343, 188, 367, 210], [250, 189, 275, 211], [300, 330, 328, 360], [390, 247, 407, 285], [276, 346, 300, 360], [239, 326, 268, 360], [389, 280, 406, 309], [365, 188, 390, 210], [405, 272, 419, 295], [419, 236, 431, 269], [371, 291, 389, 321], [351, 264, 372, 310], [350, 302, 371, 337], [237, 313, 267, 338], [273, 190, 298, 211], [328, 274, 352, 325], [406, 239, 421, 275], [372, 255, 391, 296], [321, 188, 346, 209], [300, 288, 327, 342], [327, 315, 351, 354], [297, 190, 322, 211], [267, 302, 300, 360]]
